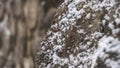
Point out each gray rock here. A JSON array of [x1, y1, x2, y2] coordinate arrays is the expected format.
[[35, 0, 120, 68]]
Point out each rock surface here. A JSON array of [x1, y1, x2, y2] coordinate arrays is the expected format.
[[0, 0, 64, 68], [35, 0, 120, 68]]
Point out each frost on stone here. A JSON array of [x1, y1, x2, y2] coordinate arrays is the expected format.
[[35, 0, 120, 68]]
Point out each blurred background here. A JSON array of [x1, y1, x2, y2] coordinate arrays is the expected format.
[[0, 0, 63, 68]]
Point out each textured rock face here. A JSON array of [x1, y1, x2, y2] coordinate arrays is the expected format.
[[35, 0, 120, 68], [0, 0, 64, 68]]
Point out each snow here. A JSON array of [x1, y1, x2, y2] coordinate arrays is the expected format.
[[108, 22, 114, 29], [104, 14, 110, 20], [112, 28, 120, 35], [98, 36, 120, 68], [85, 13, 91, 19], [115, 18, 120, 25], [91, 36, 113, 68], [108, 21, 120, 36], [52, 53, 69, 65], [92, 32, 103, 38], [77, 29, 85, 34], [36, 0, 120, 68]]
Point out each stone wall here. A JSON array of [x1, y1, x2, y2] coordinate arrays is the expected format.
[[0, 0, 64, 68]]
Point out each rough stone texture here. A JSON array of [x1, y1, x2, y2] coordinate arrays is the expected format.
[[35, 0, 120, 68], [0, 0, 64, 68]]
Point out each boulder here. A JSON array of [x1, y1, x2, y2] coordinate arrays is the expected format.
[[35, 0, 120, 68]]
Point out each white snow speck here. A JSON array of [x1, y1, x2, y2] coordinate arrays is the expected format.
[[115, 18, 120, 25]]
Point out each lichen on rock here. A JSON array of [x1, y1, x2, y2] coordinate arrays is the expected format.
[[35, 0, 120, 68]]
